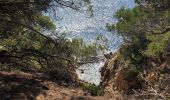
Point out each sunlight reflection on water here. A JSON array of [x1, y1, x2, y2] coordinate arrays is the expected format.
[[54, 0, 135, 84]]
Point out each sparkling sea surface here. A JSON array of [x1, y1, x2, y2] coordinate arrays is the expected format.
[[53, 0, 135, 85]]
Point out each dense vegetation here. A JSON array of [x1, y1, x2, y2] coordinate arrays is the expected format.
[[106, 0, 170, 98], [0, 0, 170, 99], [0, 0, 106, 85]]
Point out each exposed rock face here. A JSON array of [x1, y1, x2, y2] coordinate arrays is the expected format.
[[101, 52, 117, 86], [100, 52, 143, 95], [100, 47, 170, 97], [100, 52, 119, 93]]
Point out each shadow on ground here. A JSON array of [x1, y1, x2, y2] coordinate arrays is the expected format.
[[0, 72, 48, 100]]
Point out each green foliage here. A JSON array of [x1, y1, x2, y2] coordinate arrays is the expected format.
[[144, 32, 170, 57], [61, 37, 107, 61], [115, 7, 144, 22], [0, 0, 96, 73], [82, 83, 104, 96], [34, 15, 56, 32], [109, 0, 170, 64], [107, 7, 149, 36], [107, 1, 170, 78]]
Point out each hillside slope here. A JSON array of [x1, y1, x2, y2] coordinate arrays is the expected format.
[[0, 71, 120, 100]]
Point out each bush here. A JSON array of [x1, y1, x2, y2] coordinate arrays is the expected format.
[[82, 83, 104, 96]]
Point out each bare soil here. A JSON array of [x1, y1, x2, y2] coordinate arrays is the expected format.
[[0, 71, 119, 100]]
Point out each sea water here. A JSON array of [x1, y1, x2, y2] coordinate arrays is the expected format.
[[53, 0, 135, 85]]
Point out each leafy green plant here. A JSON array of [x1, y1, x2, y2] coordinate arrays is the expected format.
[[144, 32, 170, 57], [82, 83, 104, 96]]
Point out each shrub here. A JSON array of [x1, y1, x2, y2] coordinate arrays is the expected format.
[[82, 83, 104, 96]]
